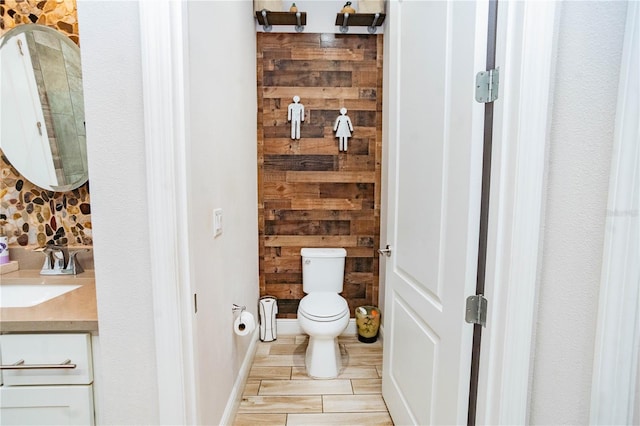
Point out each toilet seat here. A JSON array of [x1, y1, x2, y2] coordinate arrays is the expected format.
[[299, 293, 349, 322]]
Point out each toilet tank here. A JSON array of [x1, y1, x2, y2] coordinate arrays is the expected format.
[[301, 248, 347, 293]]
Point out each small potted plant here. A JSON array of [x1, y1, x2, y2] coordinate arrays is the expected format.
[[355, 305, 381, 343], [341, 1, 356, 14]]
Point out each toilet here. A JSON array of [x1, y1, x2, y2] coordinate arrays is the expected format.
[[297, 248, 350, 379]]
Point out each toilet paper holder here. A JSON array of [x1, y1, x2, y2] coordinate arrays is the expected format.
[[232, 303, 256, 337], [232, 304, 246, 314]]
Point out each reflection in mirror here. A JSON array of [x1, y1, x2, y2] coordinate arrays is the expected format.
[[0, 24, 88, 192]]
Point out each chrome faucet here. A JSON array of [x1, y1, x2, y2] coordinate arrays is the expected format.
[[38, 244, 89, 275]]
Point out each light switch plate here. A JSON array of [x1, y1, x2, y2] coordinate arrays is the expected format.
[[213, 208, 223, 237]]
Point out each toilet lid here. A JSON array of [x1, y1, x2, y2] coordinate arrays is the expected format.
[[299, 293, 349, 321]]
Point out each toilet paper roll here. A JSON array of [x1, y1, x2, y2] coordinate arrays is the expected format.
[[234, 312, 256, 336]]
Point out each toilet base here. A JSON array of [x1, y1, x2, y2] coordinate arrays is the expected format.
[[305, 336, 341, 379]]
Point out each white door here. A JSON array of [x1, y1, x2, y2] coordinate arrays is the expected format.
[[381, 1, 488, 424]]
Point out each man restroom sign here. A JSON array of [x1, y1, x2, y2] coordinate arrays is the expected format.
[[288, 96, 304, 140]]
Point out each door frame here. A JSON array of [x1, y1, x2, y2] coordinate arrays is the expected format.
[[476, 3, 639, 423], [474, 1, 558, 423], [138, 1, 197, 424], [590, 3, 640, 423]]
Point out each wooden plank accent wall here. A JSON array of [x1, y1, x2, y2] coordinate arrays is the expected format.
[[257, 33, 383, 318]]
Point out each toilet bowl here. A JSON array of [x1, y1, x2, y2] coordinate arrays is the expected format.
[[298, 248, 350, 379], [298, 292, 350, 378]]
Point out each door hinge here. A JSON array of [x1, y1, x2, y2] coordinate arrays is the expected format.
[[475, 68, 499, 103], [465, 294, 488, 327]]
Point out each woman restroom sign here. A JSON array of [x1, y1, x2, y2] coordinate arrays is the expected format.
[[334, 108, 353, 152]]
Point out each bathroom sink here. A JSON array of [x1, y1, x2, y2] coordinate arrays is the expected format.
[[0, 284, 81, 308]]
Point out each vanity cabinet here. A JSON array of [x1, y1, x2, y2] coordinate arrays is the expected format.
[[0, 333, 95, 425]]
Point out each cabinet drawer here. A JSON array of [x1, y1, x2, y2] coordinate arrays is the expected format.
[[0, 385, 94, 425], [0, 334, 92, 385]]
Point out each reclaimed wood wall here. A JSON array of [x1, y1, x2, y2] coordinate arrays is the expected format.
[[257, 33, 383, 318]]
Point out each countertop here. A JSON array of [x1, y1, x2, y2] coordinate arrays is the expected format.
[[0, 270, 98, 333]]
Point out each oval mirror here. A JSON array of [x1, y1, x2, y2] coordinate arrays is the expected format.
[[0, 24, 88, 192]]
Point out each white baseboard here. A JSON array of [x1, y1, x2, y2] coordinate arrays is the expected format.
[[230, 318, 382, 344], [276, 319, 385, 342], [219, 328, 259, 425], [276, 318, 358, 336]]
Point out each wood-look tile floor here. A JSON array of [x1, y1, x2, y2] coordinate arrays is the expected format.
[[233, 335, 394, 426]]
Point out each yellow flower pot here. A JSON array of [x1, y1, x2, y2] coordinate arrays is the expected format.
[[355, 306, 381, 343]]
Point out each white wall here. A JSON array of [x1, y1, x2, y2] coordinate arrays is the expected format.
[[77, 2, 160, 424], [78, 1, 259, 424], [529, 1, 629, 424], [186, 1, 259, 424]]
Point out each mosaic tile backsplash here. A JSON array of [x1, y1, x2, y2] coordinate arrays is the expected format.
[[1, 0, 79, 42], [1, 157, 92, 247], [1, 0, 92, 248]]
